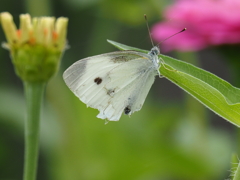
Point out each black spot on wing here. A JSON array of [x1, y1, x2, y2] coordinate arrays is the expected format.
[[124, 106, 131, 115], [94, 77, 102, 85]]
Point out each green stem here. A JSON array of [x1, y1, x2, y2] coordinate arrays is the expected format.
[[23, 82, 46, 180]]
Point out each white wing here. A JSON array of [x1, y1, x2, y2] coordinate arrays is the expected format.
[[63, 51, 158, 121]]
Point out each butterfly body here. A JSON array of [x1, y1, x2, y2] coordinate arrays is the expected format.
[[63, 46, 162, 121]]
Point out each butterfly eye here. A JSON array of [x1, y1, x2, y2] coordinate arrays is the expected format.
[[152, 49, 159, 55]]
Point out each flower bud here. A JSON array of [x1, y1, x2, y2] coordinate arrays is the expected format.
[[0, 12, 68, 82]]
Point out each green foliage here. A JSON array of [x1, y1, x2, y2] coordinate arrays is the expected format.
[[108, 40, 240, 127]]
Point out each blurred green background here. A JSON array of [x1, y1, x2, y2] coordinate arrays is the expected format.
[[0, 0, 238, 179]]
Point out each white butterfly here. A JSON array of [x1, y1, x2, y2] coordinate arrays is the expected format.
[[63, 45, 162, 121]]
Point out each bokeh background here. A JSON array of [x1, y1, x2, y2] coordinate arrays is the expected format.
[[0, 0, 239, 179]]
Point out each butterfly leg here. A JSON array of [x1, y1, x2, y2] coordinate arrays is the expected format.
[[160, 57, 177, 73], [159, 74, 164, 78]]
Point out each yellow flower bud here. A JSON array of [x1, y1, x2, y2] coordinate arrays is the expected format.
[[0, 12, 68, 82]]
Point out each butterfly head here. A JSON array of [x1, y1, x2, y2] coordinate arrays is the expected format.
[[148, 46, 161, 72], [149, 46, 160, 56]]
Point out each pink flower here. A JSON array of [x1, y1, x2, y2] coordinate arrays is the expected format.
[[152, 0, 240, 52]]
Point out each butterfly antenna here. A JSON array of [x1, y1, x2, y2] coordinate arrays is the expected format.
[[156, 28, 187, 46], [144, 14, 154, 47]]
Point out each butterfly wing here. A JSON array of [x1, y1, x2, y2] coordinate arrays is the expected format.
[[63, 51, 158, 121]]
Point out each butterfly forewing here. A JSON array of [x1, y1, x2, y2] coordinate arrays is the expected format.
[[63, 51, 158, 121]]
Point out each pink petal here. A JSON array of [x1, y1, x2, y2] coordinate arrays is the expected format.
[[152, 0, 240, 51]]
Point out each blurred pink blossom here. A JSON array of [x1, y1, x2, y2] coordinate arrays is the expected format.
[[152, 0, 240, 52]]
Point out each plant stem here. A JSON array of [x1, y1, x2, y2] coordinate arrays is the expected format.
[[23, 82, 46, 180]]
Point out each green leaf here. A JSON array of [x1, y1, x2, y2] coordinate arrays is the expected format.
[[107, 40, 240, 127]]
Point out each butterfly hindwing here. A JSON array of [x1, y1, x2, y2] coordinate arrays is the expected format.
[[97, 58, 156, 120]]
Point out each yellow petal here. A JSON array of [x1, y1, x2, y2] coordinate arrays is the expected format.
[[0, 12, 18, 45], [20, 14, 32, 44], [55, 17, 68, 50]]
